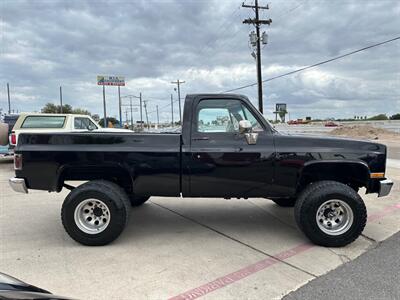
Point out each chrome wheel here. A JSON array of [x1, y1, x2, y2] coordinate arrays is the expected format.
[[74, 199, 111, 234], [316, 200, 354, 236]]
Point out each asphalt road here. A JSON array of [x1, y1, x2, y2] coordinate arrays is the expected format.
[[284, 231, 400, 300]]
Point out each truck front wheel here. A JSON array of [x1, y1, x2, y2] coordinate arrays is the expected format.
[[61, 180, 130, 246], [295, 181, 367, 247]]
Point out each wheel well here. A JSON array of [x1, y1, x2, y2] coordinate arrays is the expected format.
[[57, 166, 133, 193], [297, 162, 370, 194]]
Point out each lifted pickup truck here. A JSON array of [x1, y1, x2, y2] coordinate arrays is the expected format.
[[9, 94, 393, 246]]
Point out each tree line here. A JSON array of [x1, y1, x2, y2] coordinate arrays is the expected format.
[[41, 103, 91, 115]]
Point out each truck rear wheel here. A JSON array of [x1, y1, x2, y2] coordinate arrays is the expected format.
[[129, 195, 150, 207], [294, 181, 367, 247], [61, 180, 130, 246]]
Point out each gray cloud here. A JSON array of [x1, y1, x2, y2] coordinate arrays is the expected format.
[[0, 0, 399, 122]]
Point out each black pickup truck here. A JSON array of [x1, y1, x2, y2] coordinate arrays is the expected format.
[[9, 94, 393, 247]]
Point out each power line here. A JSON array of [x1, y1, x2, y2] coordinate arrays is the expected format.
[[147, 99, 179, 115], [273, 0, 306, 19], [195, 3, 243, 57], [221, 36, 400, 93]]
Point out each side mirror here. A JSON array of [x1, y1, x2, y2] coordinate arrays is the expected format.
[[239, 120, 252, 134], [239, 120, 258, 145]]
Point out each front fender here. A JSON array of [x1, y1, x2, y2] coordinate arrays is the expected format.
[[298, 160, 371, 192]]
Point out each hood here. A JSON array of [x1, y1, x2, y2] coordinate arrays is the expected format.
[[274, 133, 387, 173]]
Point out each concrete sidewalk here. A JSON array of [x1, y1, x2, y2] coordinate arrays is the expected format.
[[0, 160, 399, 299]]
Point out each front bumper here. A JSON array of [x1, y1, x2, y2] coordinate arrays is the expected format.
[[9, 177, 28, 194], [378, 179, 393, 197]]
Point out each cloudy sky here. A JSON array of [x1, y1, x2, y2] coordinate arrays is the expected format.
[[1, 0, 399, 122]]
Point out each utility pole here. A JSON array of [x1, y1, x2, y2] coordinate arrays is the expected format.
[[143, 100, 149, 130], [129, 97, 133, 129], [171, 79, 185, 123], [242, 0, 271, 113], [7, 83, 11, 114], [125, 109, 129, 126], [139, 92, 143, 129], [59, 86, 63, 113], [121, 94, 141, 130], [170, 94, 174, 126], [156, 105, 160, 127]]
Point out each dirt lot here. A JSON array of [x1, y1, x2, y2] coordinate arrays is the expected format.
[[330, 125, 400, 140], [0, 141, 399, 300]]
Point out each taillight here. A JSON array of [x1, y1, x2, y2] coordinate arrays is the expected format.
[[14, 154, 22, 170], [11, 132, 16, 145]]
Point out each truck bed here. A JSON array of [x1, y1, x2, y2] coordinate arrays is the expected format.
[[16, 132, 182, 196]]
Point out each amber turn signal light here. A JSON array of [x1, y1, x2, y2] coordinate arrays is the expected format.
[[370, 172, 385, 179]]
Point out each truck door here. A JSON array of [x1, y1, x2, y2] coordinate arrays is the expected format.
[[188, 98, 275, 197]]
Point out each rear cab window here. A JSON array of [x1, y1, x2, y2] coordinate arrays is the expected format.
[[21, 116, 66, 128]]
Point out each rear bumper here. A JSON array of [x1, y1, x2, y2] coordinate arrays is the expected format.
[[9, 177, 28, 194], [378, 179, 393, 197]]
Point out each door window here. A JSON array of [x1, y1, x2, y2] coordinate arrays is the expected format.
[[242, 105, 264, 132], [197, 99, 263, 133], [74, 117, 98, 130]]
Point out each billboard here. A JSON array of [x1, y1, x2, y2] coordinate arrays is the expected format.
[[97, 76, 125, 86], [275, 103, 287, 112]]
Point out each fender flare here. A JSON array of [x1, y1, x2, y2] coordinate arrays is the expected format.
[[54, 163, 135, 192], [297, 159, 371, 190]]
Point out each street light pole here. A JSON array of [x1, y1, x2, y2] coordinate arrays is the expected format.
[[102, 84, 107, 127], [170, 94, 174, 126], [59, 86, 63, 113], [7, 83, 11, 114], [118, 85, 122, 127], [156, 105, 159, 127]]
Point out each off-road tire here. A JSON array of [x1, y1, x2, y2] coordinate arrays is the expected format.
[[272, 197, 296, 207], [61, 180, 130, 246], [129, 195, 150, 207], [295, 180, 367, 247]]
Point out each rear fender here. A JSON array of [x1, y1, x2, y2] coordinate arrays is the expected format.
[[56, 164, 134, 193]]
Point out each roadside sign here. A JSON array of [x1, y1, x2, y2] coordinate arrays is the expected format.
[[97, 76, 125, 86], [276, 103, 287, 112]]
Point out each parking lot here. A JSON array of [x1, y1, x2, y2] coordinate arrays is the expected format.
[[0, 140, 399, 300]]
